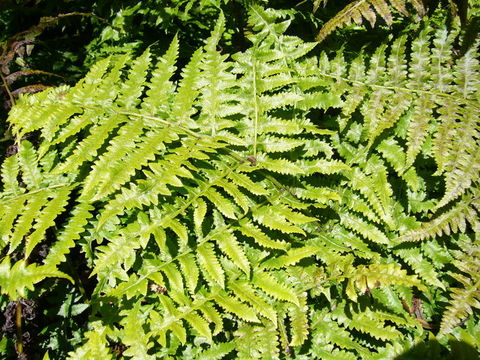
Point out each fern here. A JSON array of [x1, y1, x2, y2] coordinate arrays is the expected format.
[[0, 11, 341, 357], [315, 22, 480, 348], [439, 235, 480, 337], [1, 8, 479, 359], [0, 257, 72, 300], [316, 0, 425, 42]]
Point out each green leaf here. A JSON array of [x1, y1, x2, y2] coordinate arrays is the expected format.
[[262, 246, 318, 269], [237, 221, 288, 250], [25, 186, 71, 258], [204, 188, 237, 219], [1, 155, 20, 195], [193, 198, 208, 235], [229, 280, 277, 324], [18, 140, 42, 189], [213, 231, 250, 274], [253, 205, 307, 235], [178, 253, 200, 294], [252, 270, 299, 305], [214, 292, 259, 322], [195, 342, 235, 360], [197, 243, 225, 288]]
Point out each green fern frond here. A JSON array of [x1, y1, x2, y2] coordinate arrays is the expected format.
[[8, 190, 49, 254], [229, 280, 277, 324], [234, 321, 280, 359], [398, 192, 480, 241], [289, 293, 309, 346], [197, 242, 225, 288], [339, 210, 389, 244], [67, 322, 113, 360], [252, 270, 299, 305], [439, 236, 480, 336], [394, 247, 445, 289], [194, 342, 235, 360], [119, 301, 155, 359], [117, 50, 152, 110], [262, 246, 318, 270], [24, 186, 72, 258], [332, 302, 404, 341], [0, 257, 72, 300], [311, 311, 370, 356], [237, 221, 289, 250], [213, 231, 250, 274], [43, 203, 93, 267]]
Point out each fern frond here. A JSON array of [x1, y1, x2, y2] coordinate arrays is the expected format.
[[11, 57, 112, 140], [171, 47, 204, 125], [229, 280, 277, 324], [142, 35, 179, 114], [234, 321, 280, 359], [262, 246, 318, 269], [184, 312, 213, 342], [332, 302, 403, 341], [119, 301, 155, 359], [0, 257, 72, 300], [67, 322, 113, 360], [91, 233, 142, 289], [5, 12, 479, 358], [311, 312, 370, 356], [398, 193, 480, 241], [339, 210, 389, 244], [53, 114, 124, 175], [18, 140, 42, 190], [194, 342, 235, 360], [394, 247, 445, 289], [253, 204, 309, 235], [439, 237, 480, 336], [8, 190, 49, 254], [213, 231, 250, 274], [117, 50, 151, 110], [198, 14, 239, 135], [237, 221, 289, 250], [316, 0, 425, 42], [345, 263, 425, 301], [0, 197, 24, 249]]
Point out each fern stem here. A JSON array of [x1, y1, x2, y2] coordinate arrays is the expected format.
[[118, 111, 202, 138], [15, 300, 23, 356], [1, 183, 76, 202]]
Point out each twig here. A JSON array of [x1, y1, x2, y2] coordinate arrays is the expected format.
[[0, 71, 16, 107], [15, 300, 23, 356]]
